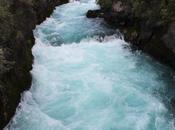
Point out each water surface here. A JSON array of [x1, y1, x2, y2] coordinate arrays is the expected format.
[[5, 0, 175, 130]]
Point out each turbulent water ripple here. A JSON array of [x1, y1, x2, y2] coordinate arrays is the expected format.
[[5, 0, 175, 130]]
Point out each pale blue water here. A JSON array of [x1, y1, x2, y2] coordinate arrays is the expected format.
[[5, 0, 175, 130]]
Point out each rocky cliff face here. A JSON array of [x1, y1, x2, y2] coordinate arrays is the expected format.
[[0, 0, 68, 129], [87, 0, 175, 69]]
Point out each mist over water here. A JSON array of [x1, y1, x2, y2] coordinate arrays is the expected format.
[[5, 0, 175, 130]]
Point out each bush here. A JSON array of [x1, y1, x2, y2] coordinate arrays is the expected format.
[[96, 0, 113, 10], [97, 0, 175, 22]]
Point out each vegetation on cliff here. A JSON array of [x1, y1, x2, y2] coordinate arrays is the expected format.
[[94, 0, 175, 69], [0, 0, 68, 129], [97, 0, 175, 21]]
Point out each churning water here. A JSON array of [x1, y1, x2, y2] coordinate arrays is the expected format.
[[5, 0, 175, 130]]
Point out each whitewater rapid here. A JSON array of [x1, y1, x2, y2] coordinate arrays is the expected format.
[[5, 0, 175, 130]]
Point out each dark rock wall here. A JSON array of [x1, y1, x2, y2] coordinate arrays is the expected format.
[[0, 0, 68, 129], [88, 0, 175, 69]]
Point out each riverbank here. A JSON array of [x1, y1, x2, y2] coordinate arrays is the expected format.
[[5, 1, 175, 129], [87, 0, 175, 69], [0, 0, 68, 128]]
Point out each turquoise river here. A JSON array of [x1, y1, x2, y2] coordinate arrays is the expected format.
[[4, 0, 175, 130]]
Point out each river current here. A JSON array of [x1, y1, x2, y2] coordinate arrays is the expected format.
[[5, 0, 175, 130]]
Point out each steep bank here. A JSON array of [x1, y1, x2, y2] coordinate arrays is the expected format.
[[87, 0, 175, 69], [0, 0, 68, 129], [4, 0, 175, 129]]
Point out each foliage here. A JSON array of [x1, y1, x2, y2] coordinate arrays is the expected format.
[[96, 0, 113, 9], [97, 0, 175, 22], [18, 0, 39, 6], [0, 0, 12, 21], [0, 0, 14, 43]]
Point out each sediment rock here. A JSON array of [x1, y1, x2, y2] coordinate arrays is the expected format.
[[0, 0, 68, 129]]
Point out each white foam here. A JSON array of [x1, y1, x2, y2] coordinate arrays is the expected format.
[[5, 0, 175, 129]]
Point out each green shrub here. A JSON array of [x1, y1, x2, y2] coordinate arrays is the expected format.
[[0, 0, 14, 42], [96, 0, 113, 10], [97, 0, 175, 22]]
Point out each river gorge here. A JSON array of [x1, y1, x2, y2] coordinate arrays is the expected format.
[[4, 0, 175, 129]]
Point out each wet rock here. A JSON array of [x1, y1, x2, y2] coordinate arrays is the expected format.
[[163, 21, 175, 52], [171, 97, 175, 108], [86, 10, 103, 18]]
